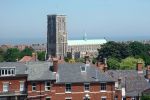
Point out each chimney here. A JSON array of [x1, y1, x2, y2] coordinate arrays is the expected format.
[[136, 62, 143, 74], [84, 52, 90, 64], [32, 53, 37, 61], [146, 65, 150, 80], [96, 58, 107, 72], [52, 58, 58, 72]]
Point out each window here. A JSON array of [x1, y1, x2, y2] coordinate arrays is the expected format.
[[32, 83, 36, 91], [3, 82, 9, 92], [45, 97, 51, 100], [20, 81, 24, 91], [0, 68, 15, 76], [45, 81, 51, 91], [84, 83, 90, 92], [101, 96, 106, 100], [115, 96, 118, 100], [65, 97, 72, 100], [100, 83, 106, 91], [131, 97, 137, 100], [81, 66, 86, 72], [65, 83, 71, 92]]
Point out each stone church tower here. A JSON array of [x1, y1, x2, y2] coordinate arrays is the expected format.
[[47, 15, 67, 58]]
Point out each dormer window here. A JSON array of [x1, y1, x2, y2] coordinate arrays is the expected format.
[[0, 68, 15, 76], [81, 66, 86, 72]]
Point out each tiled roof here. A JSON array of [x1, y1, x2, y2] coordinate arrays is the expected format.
[[0, 62, 27, 75], [106, 70, 150, 96], [26, 62, 55, 81], [56, 63, 114, 83], [19, 56, 34, 63]]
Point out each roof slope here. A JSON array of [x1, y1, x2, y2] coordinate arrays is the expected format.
[[57, 63, 114, 83], [68, 39, 107, 46], [0, 62, 27, 75], [27, 62, 55, 81], [106, 70, 150, 96]]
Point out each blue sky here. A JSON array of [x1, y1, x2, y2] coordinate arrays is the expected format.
[[0, 0, 150, 43]]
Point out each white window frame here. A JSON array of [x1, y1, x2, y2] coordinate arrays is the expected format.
[[81, 66, 86, 72], [45, 81, 51, 91], [100, 83, 107, 92], [3, 82, 9, 92], [20, 81, 25, 92], [45, 97, 51, 100], [0, 68, 15, 76], [84, 83, 90, 92], [32, 82, 36, 91], [101, 96, 106, 100], [65, 97, 72, 100], [131, 97, 137, 100], [65, 83, 71, 93]]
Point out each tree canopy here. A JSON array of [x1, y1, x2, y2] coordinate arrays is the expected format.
[[98, 41, 150, 69], [4, 48, 20, 62]]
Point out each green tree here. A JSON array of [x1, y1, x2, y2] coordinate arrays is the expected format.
[[141, 95, 150, 100], [37, 51, 46, 61], [20, 47, 34, 58], [129, 41, 146, 56], [120, 57, 144, 70], [0, 55, 4, 62], [4, 48, 20, 62], [0, 47, 4, 62], [98, 41, 131, 60], [107, 57, 120, 69]]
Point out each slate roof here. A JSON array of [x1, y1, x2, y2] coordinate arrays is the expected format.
[[106, 70, 150, 96], [56, 63, 114, 83], [0, 62, 27, 75], [26, 62, 55, 81]]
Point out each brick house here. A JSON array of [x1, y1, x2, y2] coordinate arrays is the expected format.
[[26, 60, 115, 100], [106, 63, 150, 100], [0, 62, 27, 100]]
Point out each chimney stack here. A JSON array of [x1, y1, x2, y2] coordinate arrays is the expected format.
[[96, 58, 107, 72], [146, 65, 150, 80], [84, 52, 90, 64], [32, 53, 37, 61], [52, 58, 59, 72], [136, 62, 143, 74]]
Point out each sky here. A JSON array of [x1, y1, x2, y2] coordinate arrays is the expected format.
[[0, 0, 150, 44]]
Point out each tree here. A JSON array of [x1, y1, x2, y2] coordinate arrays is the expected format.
[[0, 55, 4, 62], [20, 47, 34, 58], [37, 51, 46, 61], [0, 47, 4, 62], [4, 48, 20, 62], [107, 57, 120, 70], [141, 95, 150, 100], [98, 41, 131, 60], [129, 41, 146, 56], [120, 57, 144, 70]]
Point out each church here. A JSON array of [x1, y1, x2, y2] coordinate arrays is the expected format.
[[47, 14, 106, 58]]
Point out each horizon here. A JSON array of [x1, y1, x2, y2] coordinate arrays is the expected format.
[[0, 0, 150, 44]]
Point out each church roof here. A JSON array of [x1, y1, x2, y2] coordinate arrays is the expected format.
[[68, 39, 107, 46]]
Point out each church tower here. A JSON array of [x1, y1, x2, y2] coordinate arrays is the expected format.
[[47, 15, 67, 58]]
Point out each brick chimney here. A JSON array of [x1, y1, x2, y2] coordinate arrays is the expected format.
[[146, 65, 150, 80], [96, 58, 107, 72], [32, 53, 37, 61], [84, 53, 90, 64], [52, 58, 58, 72], [136, 62, 143, 74]]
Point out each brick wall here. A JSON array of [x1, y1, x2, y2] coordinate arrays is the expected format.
[[27, 81, 115, 100], [0, 76, 27, 93]]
